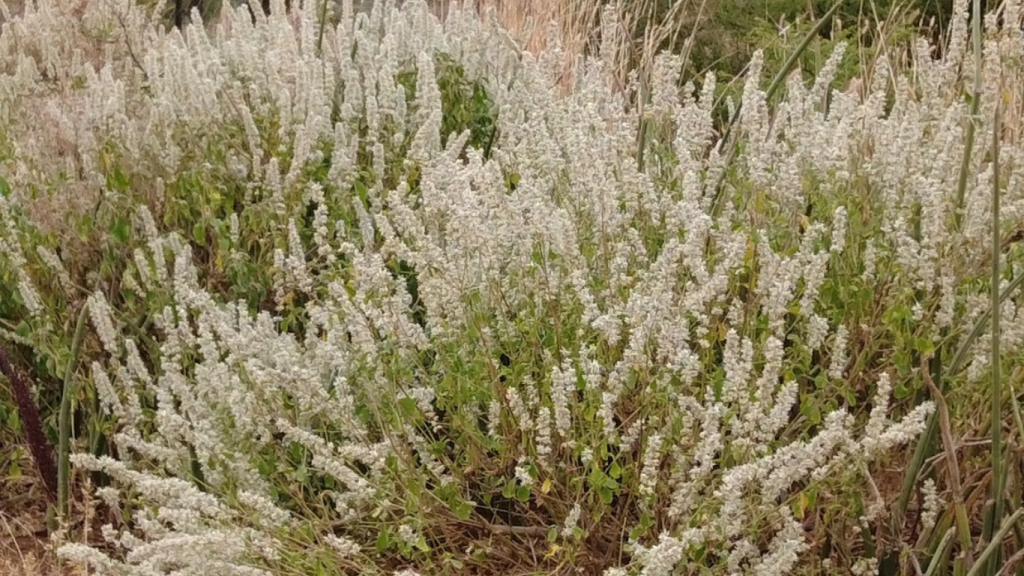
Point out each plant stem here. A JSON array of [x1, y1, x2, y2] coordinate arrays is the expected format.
[[970, 509, 1024, 576], [923, 354, 975, 564], [984, 100, 1005, 576], [925, 527, 957, 576], [954, 0, 985, 231], [58, 304, 90, 521]]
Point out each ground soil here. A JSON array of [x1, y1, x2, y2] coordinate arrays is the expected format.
[[0, 475, 85, 576]]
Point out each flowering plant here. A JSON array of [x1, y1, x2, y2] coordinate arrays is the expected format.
[[1, 0, 1022, 574]]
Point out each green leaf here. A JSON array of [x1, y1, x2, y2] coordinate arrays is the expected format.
[[397, 397, 419, 419], [589, 468, 618, 490], [894, 381, 911, 400], [800, 397, 821, 425], [192, 222, 206, 246], [913, 336, 935, 355], [111, 217, 131, 244], [453, 500, 472, 521], [7, 409, 21, 431], [77, 214, 95, 240], [547, 526, 559, 543], [415, 536, 430, 552], [515, 485, 531, 502], [609, 461, 622, 480], [256, 454, 277, 476], [599, 487, 614, 505], [502, 480, 516, 499], [107, 167, 130, 192]]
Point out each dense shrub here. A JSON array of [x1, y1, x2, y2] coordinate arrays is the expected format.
[[1, 0, 1024, 575]]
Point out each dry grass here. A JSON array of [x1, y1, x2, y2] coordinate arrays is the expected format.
[[434, 0, 706, 92], [0, 478, 86, 576], [0, 532, 83, 576]]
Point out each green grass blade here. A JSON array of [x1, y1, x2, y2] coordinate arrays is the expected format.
[[969, 509, 1024, 576], [58, 304, 90, 521], [925, 527, 958, 576]]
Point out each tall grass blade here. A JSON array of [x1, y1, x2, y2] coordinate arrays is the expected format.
[[58, 304, 90, 521], [894, 351, 943, 548], [984, 100, 1006, 576], [954, 0, 985, 231], [970, 509, 1024, 576], [926, 528, 958, 576], [899, 267, 1024, 553], [950, 274, 1024, 374]]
